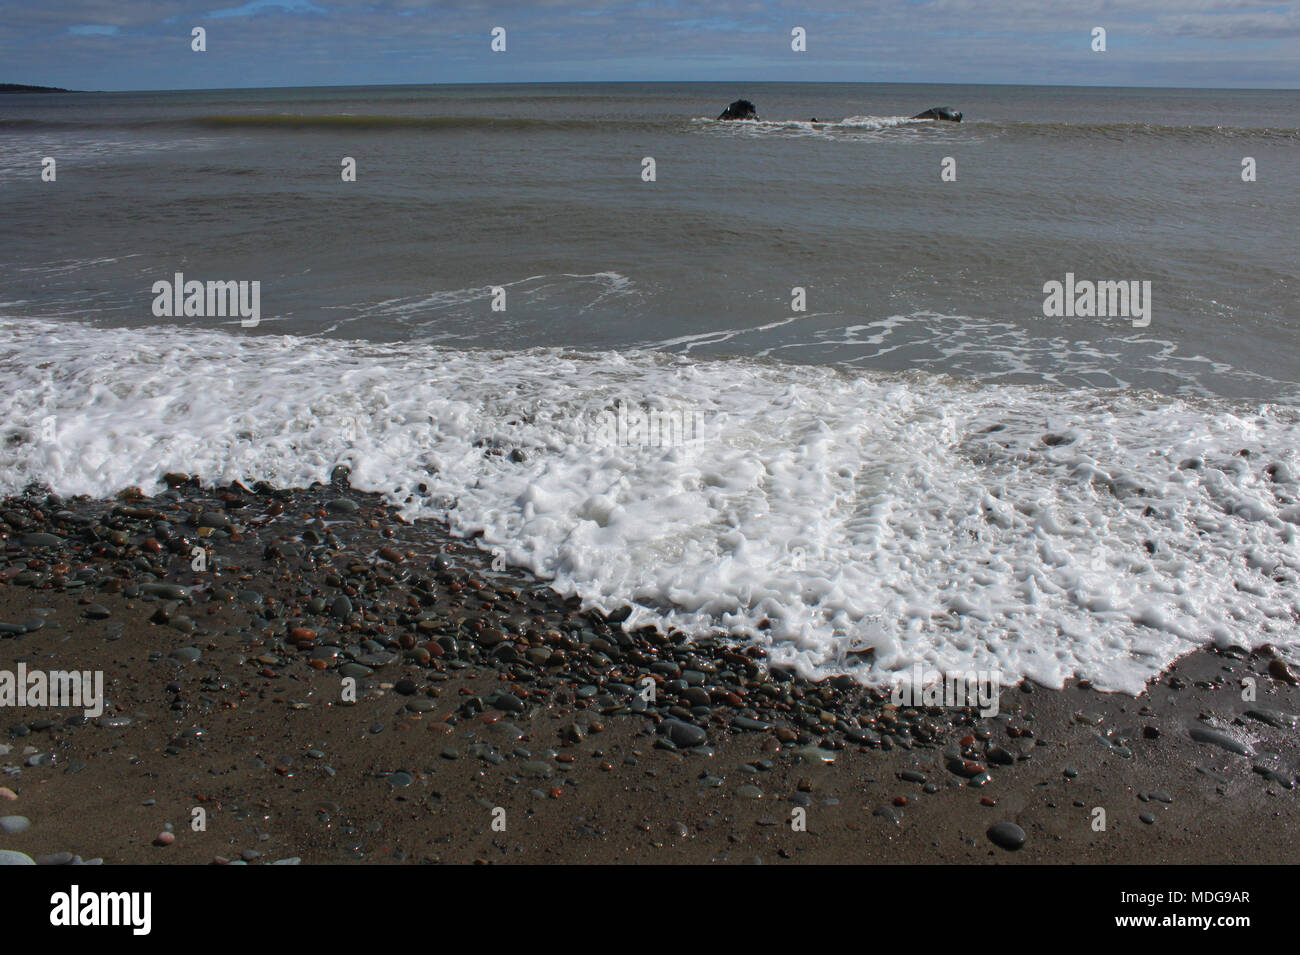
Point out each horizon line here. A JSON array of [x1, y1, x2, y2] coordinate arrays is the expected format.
[[9, 78, 1300, 94]]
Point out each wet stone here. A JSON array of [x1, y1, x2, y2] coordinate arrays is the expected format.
[[987, 821, 1026, 851], [1189, 726, 1255, 757], [661, 718, 707, 748], [489, 692, 525, 714]]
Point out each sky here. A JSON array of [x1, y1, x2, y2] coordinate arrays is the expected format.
[[2, 0, 1297, 91]]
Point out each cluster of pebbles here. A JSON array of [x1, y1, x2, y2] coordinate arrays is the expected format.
[[0, 469, 985, 738], [2, 469, 1297, 862]]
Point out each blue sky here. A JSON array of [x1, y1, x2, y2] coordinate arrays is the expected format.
[[3, 1, 1297, 91]]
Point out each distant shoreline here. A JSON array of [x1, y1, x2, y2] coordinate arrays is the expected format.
[[0, 84, 73, 94]]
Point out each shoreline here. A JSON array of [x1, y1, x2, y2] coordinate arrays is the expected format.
[[2, 475, 1297, 864]]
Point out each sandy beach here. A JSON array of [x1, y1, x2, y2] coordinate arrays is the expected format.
[[2, 476, 1297, 865]]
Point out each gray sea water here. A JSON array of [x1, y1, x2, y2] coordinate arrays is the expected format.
[[2, 81, 1297, 400]]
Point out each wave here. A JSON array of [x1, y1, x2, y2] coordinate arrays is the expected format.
[[688, 115, 1299, 144], [983, 119, 1300, 145], [2, 317, 1298, 694], [0, 114, 683, 133]]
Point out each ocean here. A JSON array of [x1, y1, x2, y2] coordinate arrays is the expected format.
[[2, 81, 1298, 693]]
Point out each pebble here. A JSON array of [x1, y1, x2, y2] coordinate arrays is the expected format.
[[1189, 726, 1255, 757], [0, 815, 31, 835], [0, 850, 35, 865], [660, 718, 707, 748], [489, 692, 525, 714], [1246, 708, 1299, 729], [987, 821, 1026, 850]]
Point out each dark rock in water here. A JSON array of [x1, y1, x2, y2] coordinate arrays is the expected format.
[[718, 99, 759, 121], [911, 106, 963, 122], [987, 821, 1025, 850]]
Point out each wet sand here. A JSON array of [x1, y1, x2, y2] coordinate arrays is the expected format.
[[2, 476, 1298, 864]]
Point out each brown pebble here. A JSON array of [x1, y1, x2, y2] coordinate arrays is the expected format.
[[1269, 659, 1299, 685]]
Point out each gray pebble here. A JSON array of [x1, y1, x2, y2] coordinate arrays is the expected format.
[[987, 821, 1026, 850]]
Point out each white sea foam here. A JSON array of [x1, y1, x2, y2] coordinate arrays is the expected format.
[[3, 318, 1297, 694], [691, 114, 955, 143]]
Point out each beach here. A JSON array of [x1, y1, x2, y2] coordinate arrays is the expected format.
[[3, 477, 1298, 865]]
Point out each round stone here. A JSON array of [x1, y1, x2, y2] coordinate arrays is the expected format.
[[660, 718, 707, 748], [987, 821, 1026, 850]]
